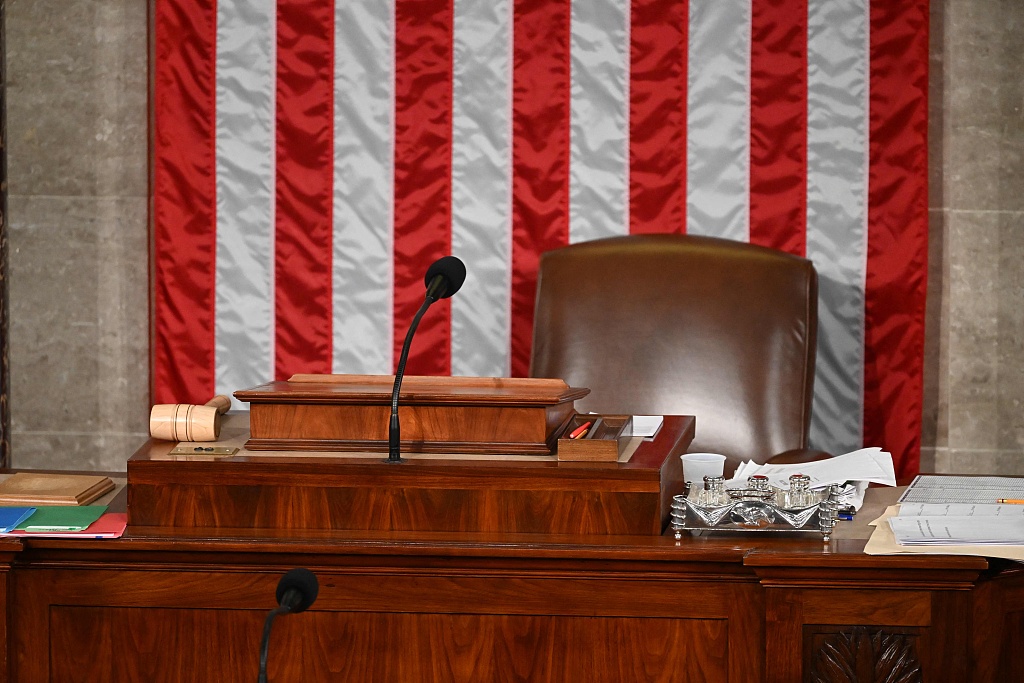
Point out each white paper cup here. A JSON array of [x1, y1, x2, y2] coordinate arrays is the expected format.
[[681, 452, 726, 485]]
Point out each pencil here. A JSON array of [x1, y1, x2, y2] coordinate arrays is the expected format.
[[569, 421, 592, 439], [996, 499, 1024, 504]]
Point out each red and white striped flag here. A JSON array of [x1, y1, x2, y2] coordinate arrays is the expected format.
[[153, 0, 928, 478]]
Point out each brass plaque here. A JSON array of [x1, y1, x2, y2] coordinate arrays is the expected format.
[[169, 445, 240, 456]]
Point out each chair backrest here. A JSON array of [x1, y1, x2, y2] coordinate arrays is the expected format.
[[530, 234, 817, 471]]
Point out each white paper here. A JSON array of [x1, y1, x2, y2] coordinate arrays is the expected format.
[[888, 516, 1024, 545], [899, 475, 1024, 505], [631, 415, 663, 438], [897, 503, 1024, 518], [886, 502, 1024, 547], [726, 447, 896, 496]]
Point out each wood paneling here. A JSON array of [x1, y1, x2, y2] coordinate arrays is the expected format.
[[762, 582, 973, 682], [4, 479, 1024, 682], [800, 589, 931, 625], [127, 416, 693, 534], [47, 608, 730, 683], [12, 564, 760, 683], [2, 531, 1021, 682], [971, 565, 1024, 683]]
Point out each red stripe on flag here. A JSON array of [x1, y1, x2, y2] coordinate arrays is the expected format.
[[748, 0, 807, 256], [274, 0, 335, 379], [629, 0, 688, 235], [510, 0, 572, 377], [393, 0, 454, 375], [864, 0, 929, 480], [152, 0, 217, 404]]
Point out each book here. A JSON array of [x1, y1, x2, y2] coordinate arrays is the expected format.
[[0, 507, 37, 532], [0, 473, 115, 506]]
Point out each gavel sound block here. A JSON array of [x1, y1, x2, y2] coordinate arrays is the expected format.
[[150, 395, 231, 442]]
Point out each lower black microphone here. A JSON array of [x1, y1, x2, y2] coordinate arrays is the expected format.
[[275, 567, 318, 613], [257, 568, 319, 683]]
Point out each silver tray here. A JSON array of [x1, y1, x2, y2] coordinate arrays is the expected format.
[[671, 483, 841, 540]]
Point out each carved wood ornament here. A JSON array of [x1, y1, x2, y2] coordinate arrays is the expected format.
[[810, 627, 923, 683]]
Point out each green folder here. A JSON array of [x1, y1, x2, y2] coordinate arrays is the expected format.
[[16, 505, 107, 532]]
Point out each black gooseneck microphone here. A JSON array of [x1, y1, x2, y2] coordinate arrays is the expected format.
[[257, 568, 319, 683], [388, 255, 467, 462]]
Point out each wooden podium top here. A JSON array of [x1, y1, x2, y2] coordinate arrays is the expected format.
[[236, 374, 590, 405], [235, 374, 592, 455]]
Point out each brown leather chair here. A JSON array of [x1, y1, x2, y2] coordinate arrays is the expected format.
[[530, 234, 826, 474]]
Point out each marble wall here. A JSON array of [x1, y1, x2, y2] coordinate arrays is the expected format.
[[4, 0, 150, 471], [1, 0, 1021, 474], [921, 0, 1024, 475], [0, 0, 9, 465]]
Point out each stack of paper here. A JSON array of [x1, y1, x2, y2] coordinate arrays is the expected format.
[[866, 476, 1024, 558], [899, 475, 1024, 505], [864, 505, 1024, 561], [727, 447, 896, 509], [887, 501, 1024, 546], [889, 516, 1024, 545]]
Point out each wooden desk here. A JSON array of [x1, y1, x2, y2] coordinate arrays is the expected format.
[[125, 416, 692, 536], [3, 474, 1023, 681]]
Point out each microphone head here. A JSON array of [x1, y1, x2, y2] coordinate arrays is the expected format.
[[275, 568, 319, 613], [423, 256, 467, 299]]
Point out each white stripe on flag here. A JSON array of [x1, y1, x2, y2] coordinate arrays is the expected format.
[[686, 0, 751, 241], [805, 0, 869, 454], [569, 0, 630, 244], [450, 0, 513, 377], [332, 0, 395, 375], [215, 0, 276, 406]]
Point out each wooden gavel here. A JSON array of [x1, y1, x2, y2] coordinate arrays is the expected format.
[[150, 395, 232, 442]]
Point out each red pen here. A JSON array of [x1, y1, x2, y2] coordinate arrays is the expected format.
[[569, 421, 592, 439]]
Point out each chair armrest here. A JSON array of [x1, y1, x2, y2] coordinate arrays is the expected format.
[[765, 448, 832, 465]]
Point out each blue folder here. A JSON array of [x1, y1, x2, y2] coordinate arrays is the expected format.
[[0, 506, 37, 532]]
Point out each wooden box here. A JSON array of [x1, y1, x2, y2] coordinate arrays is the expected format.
[[235, 374, 589, 455], [556, 415, 633, 461]]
